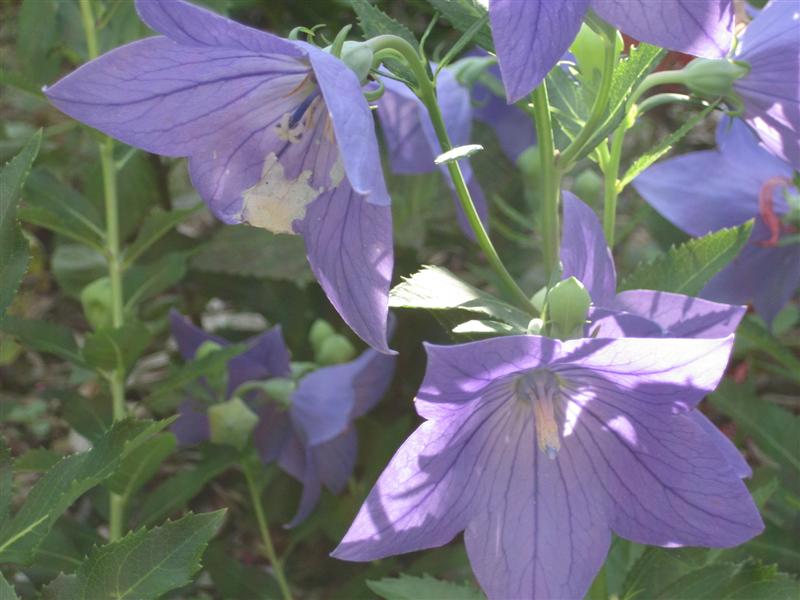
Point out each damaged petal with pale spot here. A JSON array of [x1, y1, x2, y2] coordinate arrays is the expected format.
[[241, 153, 320, 234]]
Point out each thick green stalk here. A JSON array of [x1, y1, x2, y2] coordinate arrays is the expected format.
[[602, 127, 625, 246], [243, 461, 293, 600], [531, 83, 562, 280], [80, 0, 127, 542], [367, 35, 536, 315]]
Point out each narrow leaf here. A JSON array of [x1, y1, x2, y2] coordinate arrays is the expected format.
[[105, 432, 176, 499], [69, 511, 225, 600], [123, 205, 201, 267], [390, 265, 530, 330], [0, 130, 41, 317], [0, 572, 19, 600], [619, 104, 715, 189], [0, 316, 86, 367], [82, 321, 153, 373], [619, 221, 753, 296], [425, 0, 493, 51], [368, 573, 486, 600], [123, 252, 189, 311]]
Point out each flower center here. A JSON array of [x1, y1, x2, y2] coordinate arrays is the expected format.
[[757, 176, 796, 247], [515, 370, 562, 459]]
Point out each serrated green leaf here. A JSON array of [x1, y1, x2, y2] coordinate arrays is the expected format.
[[123, 252, 190, 311], [19, 169, 105, 251], [68, 510, 225, 600], [0, 130, 41, 318], [0, 572, 19, 600], [54, 389, 112, 443], [619, 104, 715, 189], [566, 43, 665, 161], [710, 379, 800, 476], [40, 574, 79, 600], [13, 448, 59, 473], [204, 541, 282, 599], [656, 562, 742, 598], [105, 432, 176, 499], [0, 418, 170, 565], [123, 205, 202, 267], [620, 221, 753, 296], [426, 0, 493, 51], [51, 243, 108, 298], [0, 316, 86, 367], [134, 446, 238, 528], [390, 265, 530, 330], [367, 573, 485, 600], [452, 319, 517, 337], [622, 547, 711, 599], [349, 0, 418, 82], [82, 321, 153, 373], [190, 226, 312, 283], [547, 65, 589, 145]]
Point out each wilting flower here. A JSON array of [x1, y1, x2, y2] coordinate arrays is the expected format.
[[634, 118, 800, 325], [489, 0, 734, 102], [169, 310, 396, 526], [45, 0, 393, 352], [732, 0, 800, 170], [333, 193, 762, 599], [559, 192, 748, 339]]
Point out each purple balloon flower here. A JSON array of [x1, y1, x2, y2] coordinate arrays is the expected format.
[[559, 191, 748, 339], [634, 118, 800, 325], [489, 0, 735, 102], [733, 0, 800, 170], [333, 333, 761, 598], [169, 310, 396, 526], [44, 0, 393, 352]]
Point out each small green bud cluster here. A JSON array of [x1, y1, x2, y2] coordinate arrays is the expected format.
[[309, 319, 357, 365]]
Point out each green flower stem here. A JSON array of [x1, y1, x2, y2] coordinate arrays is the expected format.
[[367, 35, 536, 315], [531, 83, 562, 280], [558, 23, 618, 169], [243, 460, 293, 600], [601, 126, 625, 246], [80, 0, 127, 543]]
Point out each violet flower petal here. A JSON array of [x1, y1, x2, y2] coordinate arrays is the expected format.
[[489, 0, 589, 102], [560, 191, 617, 305], [592, 0, 734, 58], [314, 427, 358, 494], [689, 411, 752, 478], [299, 180, 394, 354], [134, 0, 302, 57], [735, 0, 800, 170], [611, 290, 746, 338], [586, 307, 664, 338], [172, 399, 211, 446]]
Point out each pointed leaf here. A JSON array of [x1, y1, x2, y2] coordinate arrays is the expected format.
[[0, 572, 19, 600], [620, 221, 753, 296], [425, 0, 493, 51], [82, 321, 153, 374], [0, 130, 41, 317], [367, 573, 486, 600], [69, 511, 225, 600], [123, 252, 189, 311], [0, 316, 86, 367], [123, 205, 201, 267], [105, 432, 176, 499]]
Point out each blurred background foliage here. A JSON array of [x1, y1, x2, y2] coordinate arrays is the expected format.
[[0, 0, 797, 598]]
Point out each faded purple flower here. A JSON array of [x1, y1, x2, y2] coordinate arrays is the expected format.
[[489, 0, 735, 102], [169, 310, 396, 526], [333, 333, 762, 598], [560, 191, 748, 339], [44, 0, 393, 352], [634, 118, 800, 325], [732, 0, 800, 170]]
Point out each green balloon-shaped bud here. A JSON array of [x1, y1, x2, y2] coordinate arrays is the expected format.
[[338, 40, 374, 83], [260, 377, 296, 407], [309, 319, 336, 353], [572, 169, 603, 206], [545, 277, 592, 340], [681, 58, 749, 101], [80, 277, 113, 330], [570, 23, 623, 87], [316, 334, 357, 366], [208, 397, 259, 450]]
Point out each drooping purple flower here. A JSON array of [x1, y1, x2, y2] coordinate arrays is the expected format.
[[633, 118, 800, 325], [489, 0, 735, 102], [560, 191, 748, 339], [333, 332, 762, 598], [376, 67, 489, 232], [44, 0, 393, 352], [169, 310, 396, 526], [733, 0, 800, 170]]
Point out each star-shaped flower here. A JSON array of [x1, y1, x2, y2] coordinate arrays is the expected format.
[[45, 0, 394, 352]]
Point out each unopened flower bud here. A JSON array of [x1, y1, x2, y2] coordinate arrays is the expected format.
[[80, 277, 113, 330], [260, 377, 296, 407], [208, 397, 259, 450], [572, 169, 603, 205], [545, 277, 591, 340], [309, 319, 336, 354], [338, 41, 374, 83], [317, 334, 357, 366], [681, 58, 749, 100]]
